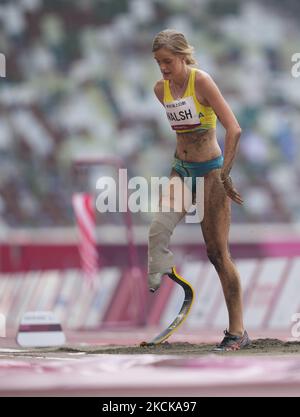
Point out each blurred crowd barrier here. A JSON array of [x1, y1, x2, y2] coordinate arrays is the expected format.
[[1, 256, 300, 333], [0, 0, 300, 229], [1, 223, 300, 272]]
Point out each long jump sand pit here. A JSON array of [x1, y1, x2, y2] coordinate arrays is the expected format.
[[3, 337, 300, 358], [1, 332, 300, 396], [54, 338, 300, 356]]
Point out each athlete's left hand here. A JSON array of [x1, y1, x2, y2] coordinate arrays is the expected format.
[[221, 176, 244, 205]]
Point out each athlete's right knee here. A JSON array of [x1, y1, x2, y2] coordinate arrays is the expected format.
[[148, 211, 184, 275], [148, 211, 184, 250], [150, 210, 184, 234]]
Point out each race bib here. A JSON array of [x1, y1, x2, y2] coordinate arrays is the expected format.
[[164, 96, 200, 130]]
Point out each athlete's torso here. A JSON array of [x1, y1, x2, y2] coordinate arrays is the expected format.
[[159, 68, 221, 162], [175, 128, 220, 162], [163, 68, 216, 134]]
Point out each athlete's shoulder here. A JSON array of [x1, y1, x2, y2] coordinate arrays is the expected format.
[[154, 79, 164, 93], [194, 69, 213, 86], [153, 79, 164, 103], [194, 69, 220, 98]]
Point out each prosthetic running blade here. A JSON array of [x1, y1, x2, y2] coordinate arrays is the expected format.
[[148, 266, 194, 345]]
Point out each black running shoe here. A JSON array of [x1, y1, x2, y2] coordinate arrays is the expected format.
[[213, 329, 251, 352]]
